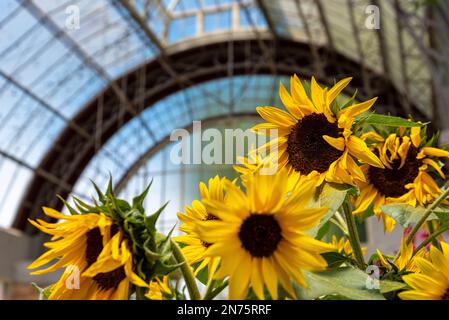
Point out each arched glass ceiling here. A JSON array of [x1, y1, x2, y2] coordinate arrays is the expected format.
[[70, 74, 285, 207], [0, 0, 437, 228], [260, 0, 432, 115], [0, 0, 267, 227]]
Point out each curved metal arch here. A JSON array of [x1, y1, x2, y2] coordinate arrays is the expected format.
[[14, 35, 428, 232]]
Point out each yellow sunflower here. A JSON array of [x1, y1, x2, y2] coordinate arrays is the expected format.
[[196, 169, 334, 300], [253, 74, 384, 186], [28, 207, 147, 300], [175, 176, 227, 277], [234, 152, 302, 192], [399, 242, 449, 300], [331, 235, 366, 258], [376, 236, 425, 272], [145, 276, 172, 300], [353, 127, 449, 232]]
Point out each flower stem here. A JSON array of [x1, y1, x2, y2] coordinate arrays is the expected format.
[[203, 280, 229, 300], [135, 286, 147, 300], [171, 240, 201, 300], [413, 224, 449, 256], [342, 201, 365, 269], [426, 221, 441, 250], [406, 187, 449, 246], [202, 262, 219, 300]]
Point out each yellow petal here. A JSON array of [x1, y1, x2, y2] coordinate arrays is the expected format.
[[337, 97, 377, 120], [423, 158, 445, 178], [322, 135, 345, 151], [328, 77, 352, 103], [347, 135, 384, 168], [421, 147, 449, 158], [411, 127, 421, 148], [256, 106, 297, 128]]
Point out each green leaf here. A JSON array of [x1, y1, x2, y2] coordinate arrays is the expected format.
[[132, 180, 153, 212], [194, 263, 210, 286], [294, 267, 385, 300], [379, 280, 407, 294], [321, 252, 350, 269], [306, 183, 348, 237], [145, 202, 169, 230], [380, 203, 438, 227], [90, 180, 107, 204], [339, 89, 358, 110], [31, 283, 52, 300], [363, 114, 423, 127], [57, 195, 79, 215], [315, 221, 330, 240]]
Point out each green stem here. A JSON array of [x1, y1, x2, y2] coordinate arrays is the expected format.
[[406, 187, 449, 246], [426, 221, 441, 250], [171, 240, 201, 300], [342, 201, 365, 269], [203, 280, 229, 300], [135, 286, 147, 300], [202, 264, 219, 300], [413, 224, 449, 257]]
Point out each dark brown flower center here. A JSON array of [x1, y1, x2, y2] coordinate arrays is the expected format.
[[367, 148, 421, 198], [201, 240, 212, 248], [92, 267, 127, 291], [200, 213, 219, 248], [287, 113, 343, 174], [238, 214, 282, 258], [85, 228, 103, 266], [442, 288, 449, 300], [85, 225, 126, 291], [205, 214, 219, 221]]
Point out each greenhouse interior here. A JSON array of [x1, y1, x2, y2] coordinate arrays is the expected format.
[[1, 0, 449, 301]]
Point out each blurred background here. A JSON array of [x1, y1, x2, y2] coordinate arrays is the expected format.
[[0, 0, 448, 299]]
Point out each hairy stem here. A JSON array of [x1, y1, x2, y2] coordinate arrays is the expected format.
[[342, 201, 365, 269], [171, 240, 201, 300]]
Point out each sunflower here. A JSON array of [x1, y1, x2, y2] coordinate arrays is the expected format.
[[376, 236, 425, 272], [196, 169, 334, 300], [145, 276, 172, 300], [28, 207, 147, 300], [331, 235, 366, 258], [253, 74, 384, 186], [353, 127, 449, 232], [398, 242, 449, 300], [233, 152, 302, 192], [175, 176, 227, 277]]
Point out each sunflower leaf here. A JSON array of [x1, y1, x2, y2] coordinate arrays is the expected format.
[[380, 203, 438, 227], [363, 114, 423, 127], [57, 195, 79, 215], [90, 179, 107, 204], [132, 179, 153, 212], [306, 183, 349, 237], [32, 283, 53, 300], [194, 263, 210, 286], [379, 280, 407, 294], [294, 267, 385, 300], [145, 202, 169, 231], [321, 251, 350, 269]]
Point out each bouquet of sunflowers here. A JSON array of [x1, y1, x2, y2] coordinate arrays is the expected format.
[[30, 75, 449, 300]]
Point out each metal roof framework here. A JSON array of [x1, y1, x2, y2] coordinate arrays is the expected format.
[[0, 0, 444, 232]]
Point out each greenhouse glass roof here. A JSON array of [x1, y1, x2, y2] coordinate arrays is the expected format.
[[0, 0, 437, 229]]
